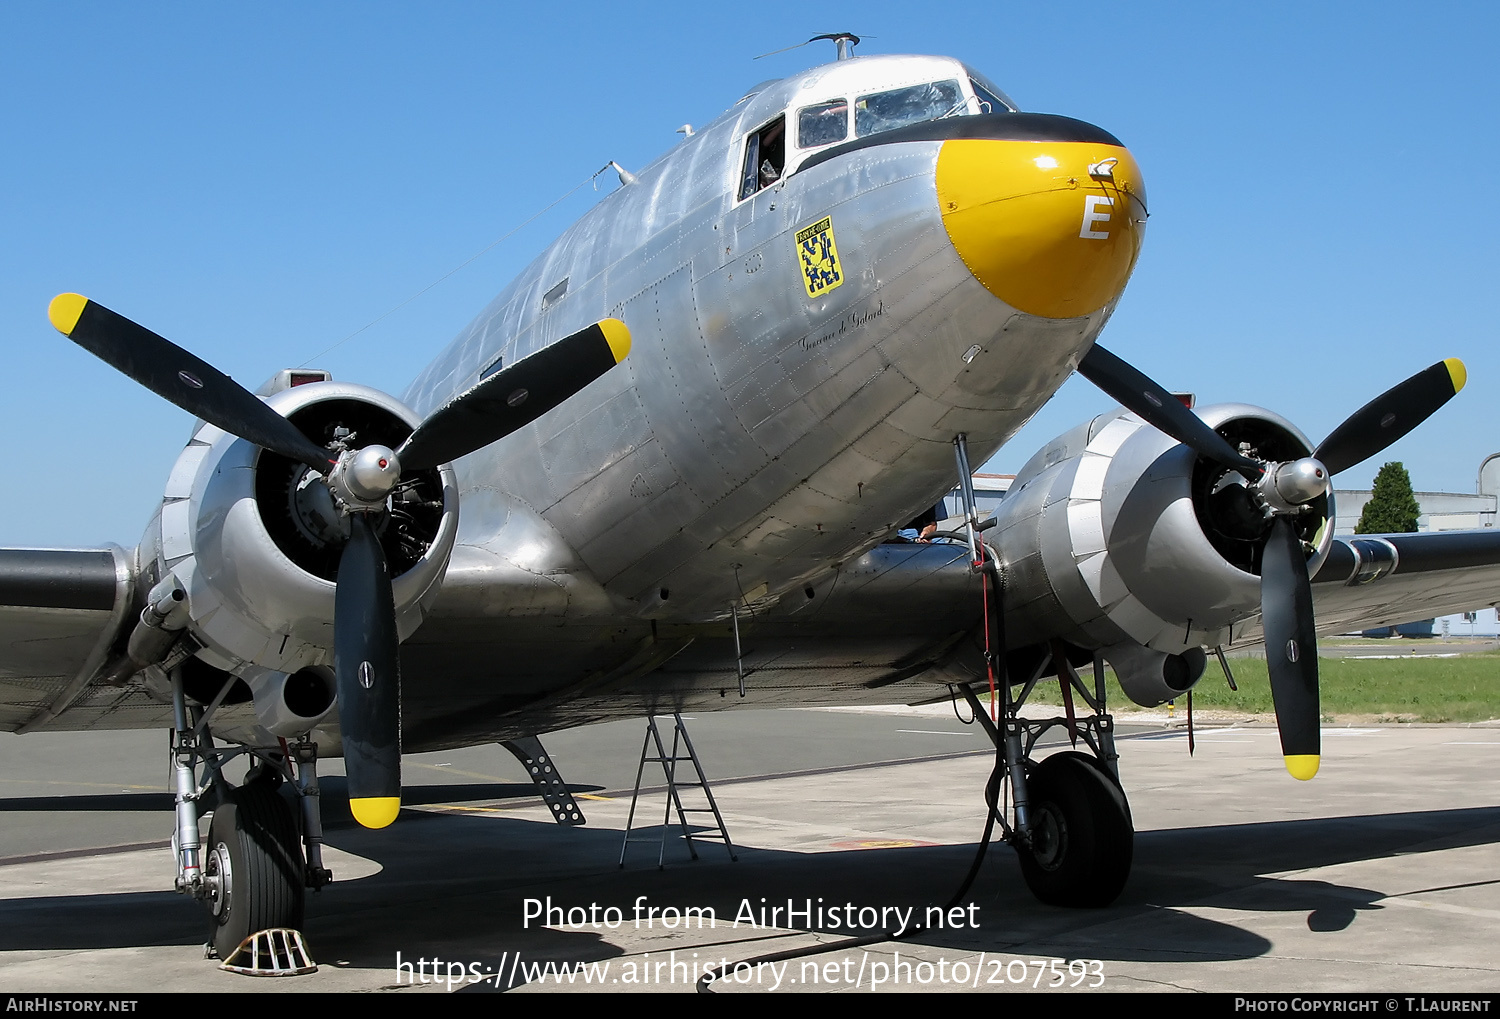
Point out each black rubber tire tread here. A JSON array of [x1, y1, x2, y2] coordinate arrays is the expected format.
[[1016, 752, 1133, 908], [1049, 749, 1133, 825], [207, 782, 305, 959]]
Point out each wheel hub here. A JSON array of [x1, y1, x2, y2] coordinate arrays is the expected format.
[[1029, 802, 1069, 871], [204, 840, 233, 920]]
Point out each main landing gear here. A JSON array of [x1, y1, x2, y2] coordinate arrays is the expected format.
[[951, 433, 1133, 908], [955, 643, 1135, 908], [167, 667, 594, 962], [168, 669, 331, 960]]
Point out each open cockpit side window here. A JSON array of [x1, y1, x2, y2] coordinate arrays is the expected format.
[[970, 79, 1011, 114], [966, 68, 1019, 114], [738, 115, 785, 200]]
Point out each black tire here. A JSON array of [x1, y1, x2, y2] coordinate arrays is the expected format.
[[203, 781, 305, 959], [1016, 752, 1133, 908], [1050, 749, 1133, 825]]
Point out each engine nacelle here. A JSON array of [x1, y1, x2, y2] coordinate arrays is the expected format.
[[249, 666, 338, 737], [149, 380, 459, 678], [994, 403, 1333, 672]]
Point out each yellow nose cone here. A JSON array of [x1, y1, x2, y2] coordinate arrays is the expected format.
[[937, 139, 1146, 319]]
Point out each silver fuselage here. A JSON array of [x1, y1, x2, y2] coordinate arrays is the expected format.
[[405, 55, 1122, 625], [362, 55, 1151, 748]]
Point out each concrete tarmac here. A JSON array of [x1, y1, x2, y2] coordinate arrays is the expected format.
[[1, 707, 1498, 994]]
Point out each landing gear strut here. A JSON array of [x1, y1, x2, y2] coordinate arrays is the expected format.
[[957, 648, 1134, 908], [168, 667, 331, 959], [952, 433, 1133, 908]]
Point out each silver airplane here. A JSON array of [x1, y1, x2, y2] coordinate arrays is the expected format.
[[5, 40, 1496, 957]]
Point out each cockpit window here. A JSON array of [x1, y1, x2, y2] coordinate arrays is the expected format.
[[854, 79, 964, 138], [798, 99, 849, 148], [739, 115, 786, 200], [967, 68, 1019, 113], [970, 79, 1011, 114]]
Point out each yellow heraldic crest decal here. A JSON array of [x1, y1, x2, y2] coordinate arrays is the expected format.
[[796, 216, 844, 298]]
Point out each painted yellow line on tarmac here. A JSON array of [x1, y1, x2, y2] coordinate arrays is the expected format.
[[408, 762, 506, 782]]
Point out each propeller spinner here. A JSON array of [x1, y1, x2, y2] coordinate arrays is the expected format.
[[50, 293, 631, 827], [1079, 343, 1465, 779]]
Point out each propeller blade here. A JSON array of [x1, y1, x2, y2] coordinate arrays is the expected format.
[[48, 293, 335, 472], [1314, 359, 1466, 477], [399, 318, 631, 470], [1260, 516, 1320, 780], [334, 514, 402, 828], [1077, 343, 1263, 476]]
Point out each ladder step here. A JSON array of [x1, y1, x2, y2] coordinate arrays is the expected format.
[[621, 713, 736, 868]]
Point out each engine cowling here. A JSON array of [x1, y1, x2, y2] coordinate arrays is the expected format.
[[993, 403, 1333, 701], [148, 380, 459, 681]]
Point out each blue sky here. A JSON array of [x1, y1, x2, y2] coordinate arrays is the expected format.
[[2, 2, 1496, 547]]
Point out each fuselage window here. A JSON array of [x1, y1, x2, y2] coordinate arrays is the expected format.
[[480, 354, 504, 380], [738, 115, 786, 200], [854, 79, 964, 138], [798, 99, 849, 148]]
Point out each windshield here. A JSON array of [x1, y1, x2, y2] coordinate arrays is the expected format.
[[854, 79, 964, 137]]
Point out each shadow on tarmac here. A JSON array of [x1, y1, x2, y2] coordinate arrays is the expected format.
[[4, 801, 1498, 986]]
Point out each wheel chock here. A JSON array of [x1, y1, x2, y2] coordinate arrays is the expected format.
[[219, 927, 318, 976]]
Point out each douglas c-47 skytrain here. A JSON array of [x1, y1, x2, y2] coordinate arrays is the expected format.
[[6, 38, 1497, 959]]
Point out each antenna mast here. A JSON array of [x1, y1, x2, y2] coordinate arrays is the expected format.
[[810, 32, 861, 60]]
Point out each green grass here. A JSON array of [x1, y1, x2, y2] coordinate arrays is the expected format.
[[1022, 650, 1500, 723]]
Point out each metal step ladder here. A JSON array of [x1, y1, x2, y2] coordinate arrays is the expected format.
[[619, 713, 737, 869]]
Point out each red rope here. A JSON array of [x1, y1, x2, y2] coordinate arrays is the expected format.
[[979, 545, 997, 722]]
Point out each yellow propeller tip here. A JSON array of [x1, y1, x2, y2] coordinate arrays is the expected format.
[[350, 796, 401, 829], [48, 293, 88, 336], [1284, 754, 1320, 781], [599, 318, 632, 363], [1443, 358, 1467, 394]]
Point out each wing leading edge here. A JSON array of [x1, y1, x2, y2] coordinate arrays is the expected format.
[[0, 547, 137, 732], [1298, 529, 1500, 640]]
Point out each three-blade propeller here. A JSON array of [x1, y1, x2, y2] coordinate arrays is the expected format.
[[49, 293, 631, 827], [1079, 343, 1465, 779]]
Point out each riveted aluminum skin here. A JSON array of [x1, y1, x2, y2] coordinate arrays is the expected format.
[[993, 403, 1335, 656], [151, 381, 459, 677], [403, 54, 1135, 626]]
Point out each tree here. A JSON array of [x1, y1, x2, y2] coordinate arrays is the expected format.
[[1355, 462, 1421, 534]]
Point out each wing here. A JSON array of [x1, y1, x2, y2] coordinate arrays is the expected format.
[[1303, 529, 1500, 637], [0, 547, 147, 733], [396, 539, 986, 746]]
